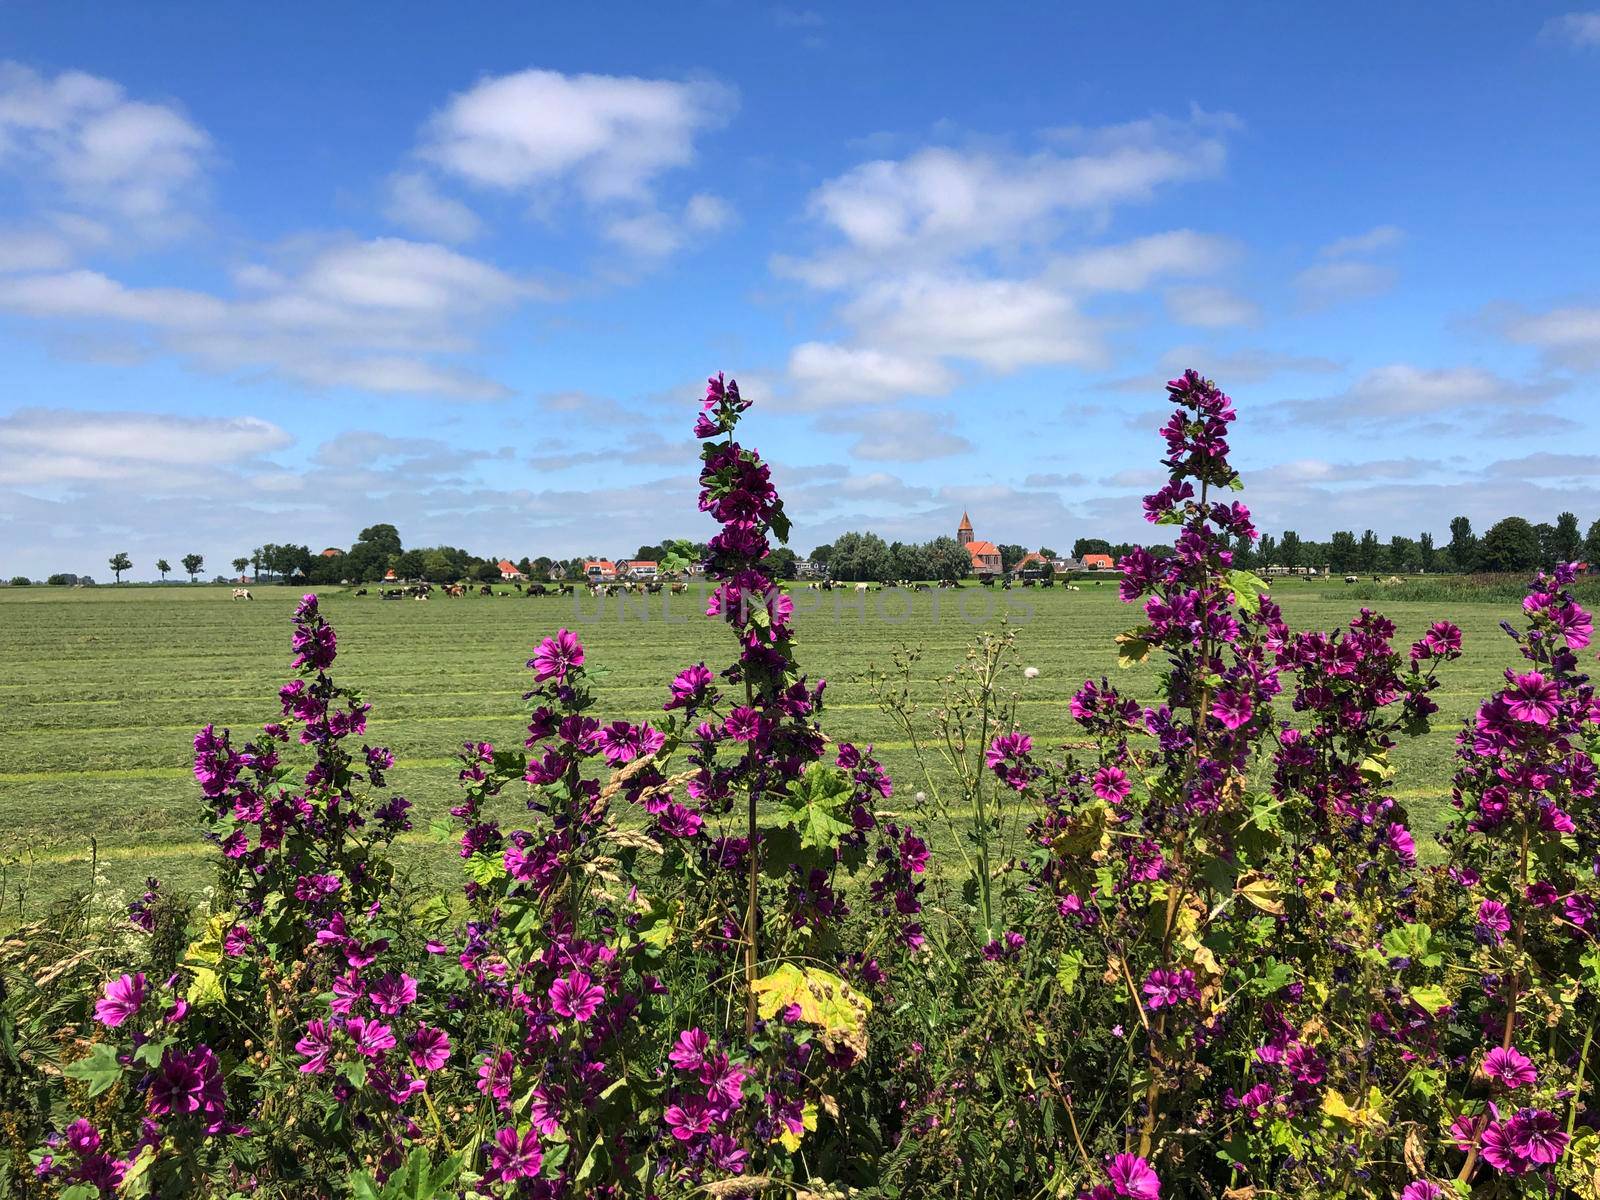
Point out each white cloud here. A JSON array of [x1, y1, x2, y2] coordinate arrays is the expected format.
[[0, 62, 210, 233], [1294, 260, 1397, 307], [601, 192, 735, 258], [0, 238, 532, 398], [1500, 304, 1600, 369], [787, 342, 956, 407], [1267, 363, 1565, 428], [417, 68, 735, 203], [383, 172, 484, 243], [1542, 11, 1600, 46], [1319, 225, 1404, 259], [1483, 452, 1600, 478], [844, 273, 1101, 370], [0, 408, 290, 485], [824, 407, 973, 461], [1164, 284, 1259, 329], [0, 228, 73, 273], [789, 112, 1233, 276], [1049, 230, 1235, 292]]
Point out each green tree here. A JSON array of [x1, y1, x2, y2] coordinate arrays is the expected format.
[[394, 549, 426, 580], [1279, 530, 1302, 569], [998, 543, 1029, 572], [1356, 529, 1381, 572], [1073, 537, 1113, 559], [182, 553, 204, 582], [156, 557, 171, 581], [809, 543, 833, 568], [1037, 546, 1057, 559], [1418, 532, 1435, 573], [232, 557, 249, 578], [1585, 518, 1600, 566], [1548, 511, 1582, 566], [1387, 536, 1416, 574], [421, 549, 454, 581], [925, 536, 971, 582], [1327, 531, 1357, 573], [1479, 516, 1541, 573], [766, 547, 800, 579], [108, 551, 131, 583], [1256, 533, 1277, 567], [1447, 516, 1476, 573], [347, 525, 403, 582]]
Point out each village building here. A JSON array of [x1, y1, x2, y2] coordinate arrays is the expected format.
[[1081, 553, 1116, 571], [320, 546, 344, 558], [497, 559, 524, 580], [1012, 550, 1050, 577], [957, 512, 1003, 577], [585, 560, 617, 581], [625, 560, 658, 579]]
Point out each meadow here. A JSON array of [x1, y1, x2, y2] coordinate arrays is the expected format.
[[0, 575, 1528, 912]]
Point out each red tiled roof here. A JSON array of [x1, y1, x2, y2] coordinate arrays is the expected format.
[[964, 540, 999, 555], [497, 560, 520, 573], [1082, 553, 1115, 569], [628, 560, 658, 568]]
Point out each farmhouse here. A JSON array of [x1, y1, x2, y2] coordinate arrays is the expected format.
[[585, 560, 617, 581], [1082, 553, 1116, 571], [957, 512, 1003, 577], [625, 560, 659, 579], [497, 559, 524, 581], [320, 546, 344, 558], [1013, 550, 1050, 577]]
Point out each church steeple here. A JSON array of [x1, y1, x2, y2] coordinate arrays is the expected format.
[[957, 511, 974, 544]]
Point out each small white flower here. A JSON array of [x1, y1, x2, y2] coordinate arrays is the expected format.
[[1023, 666, 1040, 679], [914, 791, 927, 804]]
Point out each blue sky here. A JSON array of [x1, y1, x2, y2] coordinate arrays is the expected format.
[[3, 2, 1599, 578]]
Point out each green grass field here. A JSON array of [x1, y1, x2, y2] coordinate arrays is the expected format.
[[0, 580, 1530, 915]]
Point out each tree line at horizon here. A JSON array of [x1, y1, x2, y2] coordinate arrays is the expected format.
[[8, 513, 1600, 589]]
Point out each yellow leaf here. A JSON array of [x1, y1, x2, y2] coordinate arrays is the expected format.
[[751, 964, 872, 1058], [774, 1100, 819, 1152], [183, 912, 233, 1007], [1236, 872, 1285, 916], [1321, 1090, 1373, 1128]]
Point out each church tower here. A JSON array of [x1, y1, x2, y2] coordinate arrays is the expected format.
[[957, 511, 974, 544]]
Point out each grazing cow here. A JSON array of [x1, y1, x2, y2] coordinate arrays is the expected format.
[[559, 584, 575, 596], [854, 582, 870, 592], [1020, 578, 1035, 588], [354, 588, 368, 596], [231, 587, 253, 600], [980, 577, 994, 587], [527, 583, 548, 597], [1345, 575, 1359, 584], [480, 584, 494, 597], [669, 582, 686, 595]]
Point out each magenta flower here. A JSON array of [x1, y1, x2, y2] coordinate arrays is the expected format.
[[347, 1016, 396, 1058], [486, 1126, 543, 1183], [664, 1096, 713, 1141], [64, 1118, 100, 1156], [94, 973, 145, 1028], [1141, 968, 1198, 1010], [1106, 1153, 1161, 1199], [1385, 822, 1417, 867], [1091, 766, 1131, 804], [1209, 689, 1252, 730], [368, 972, 417, 1015], [1503, 671, 1561, 726], [478, 1050, 514, 1102], [1483, 1046, 1537, 1089], [1400, 1183, 1444, 1200], [295, 1019, 333, 1074], [408, 1024, 451, 1072], [669, 1027, 709, 1071], [528, 629, 584, 683], [1506, 1107, 1568, 1165], [1475, 899, 1511, 942], [548, 970, 604, 1021]]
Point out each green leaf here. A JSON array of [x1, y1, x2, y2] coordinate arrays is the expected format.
[[1247, 958, 1296, 997], [772, 763, 855, 856], [464, 852, 507, 887], [1115, 626, 1155, 668], [1407, 983, 1452, 1015], [1226, 569, 1269, 615], [350, 1148, 462, 1200], [63, 1043, 123, 1097], [1055, 950, 1085, 997], [1381, 922, 1443, 968]]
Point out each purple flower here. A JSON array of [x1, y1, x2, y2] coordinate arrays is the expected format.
[[94, 973, 145, 1028], [408, 1024, 451, 1072], [548, 970, 604, 1022], [1483, 1046, 1537, 1089], [1400, 1183, 1444, 1200], [1091, 766, 1131, 804], [1503, 671, 1561, 726], [368, 972, 417, 1015], [1476, 899, 1511, 942], [664, 1096, 713, 1141], [1141, 968, 1197, 1010], [669, 1028, 709, 1071], [296, 1019, 333, 1073], [1210, 689, 1252, 730], [347, 1016, 396, 1058], [486, 1126, 543, 1182], [1506, 1107, 1568, 1165], [1106, 1153, 1161, 1199], [528, 629, 584, 683]]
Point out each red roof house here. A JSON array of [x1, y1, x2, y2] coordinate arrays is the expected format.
[[1082, 553, 1116, 571], [497, 559, 524, 580], [584, 560, 617, 581]]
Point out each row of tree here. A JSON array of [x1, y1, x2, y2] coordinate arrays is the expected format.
[[1235, 514, 1600, 575]]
